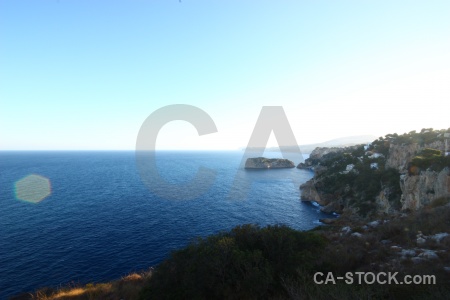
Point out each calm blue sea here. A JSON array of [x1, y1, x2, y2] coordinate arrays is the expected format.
[[0, 151, 332, 298]]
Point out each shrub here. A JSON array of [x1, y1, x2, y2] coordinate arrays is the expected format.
[[411, 148, 450, 172], [139, 224, 326, 299]]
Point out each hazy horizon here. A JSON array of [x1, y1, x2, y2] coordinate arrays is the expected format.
[[1, 1, 449, 150], [0, 133, 379, 151]]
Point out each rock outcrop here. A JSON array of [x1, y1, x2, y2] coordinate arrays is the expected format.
[[245, 157, 295, 169], [297, 147, 353, 169], [386, 141, 445, 173], [298, 128, 450, 217], [300, 180, 327, 205], [385, 143, 422, 173], [308, 147, 346, 161], [400, 168, 450, 210], [375, 187, 393, 214]]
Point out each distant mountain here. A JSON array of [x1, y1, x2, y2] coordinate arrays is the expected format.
[[260, 135, 377, 154]]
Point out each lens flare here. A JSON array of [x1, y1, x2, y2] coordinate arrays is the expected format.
[[14, 174, 51, 203]]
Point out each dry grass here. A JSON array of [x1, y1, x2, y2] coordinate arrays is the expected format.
[[23, 269, 153, 300]]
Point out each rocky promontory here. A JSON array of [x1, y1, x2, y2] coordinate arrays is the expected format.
[[299, 128, 450, 218], [245, 157, 295, 169]]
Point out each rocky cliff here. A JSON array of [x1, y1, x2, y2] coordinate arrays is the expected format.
[[299, 128, 450, 218], [386, 140, 445, 173], [384, 138, 449, 211], [245, 157, 295, 169], [400, 168, 450, 210]]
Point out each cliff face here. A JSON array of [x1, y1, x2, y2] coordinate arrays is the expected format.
[[299, 129, 450, 217], [400, 168, 450, 210], [375, 187, 394, 214], [385, 143, 421, 173], [385, 140, 449, 211], [300, 180, 327, 205], [386, 140, 445, 173]]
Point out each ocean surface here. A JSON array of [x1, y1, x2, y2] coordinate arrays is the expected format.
[[0, 151, 333, 298]]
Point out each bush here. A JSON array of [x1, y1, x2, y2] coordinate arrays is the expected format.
[[139, 224, 326, 299], [411, 148, 450, 172]]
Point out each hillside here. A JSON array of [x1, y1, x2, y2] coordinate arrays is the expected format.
[[299, 128, 450, 218]]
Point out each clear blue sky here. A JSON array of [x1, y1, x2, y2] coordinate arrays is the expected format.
[[1, 1, 449, 150]]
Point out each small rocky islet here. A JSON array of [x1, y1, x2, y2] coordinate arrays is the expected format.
[[244, 157, 295, 169]]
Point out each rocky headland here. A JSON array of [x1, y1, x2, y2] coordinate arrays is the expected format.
[[299, 128, 450, 217]]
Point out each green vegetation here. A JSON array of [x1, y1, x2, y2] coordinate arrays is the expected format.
[[313, 145, 401, 217], [410, 148, 450, 174], [308, 128, 450, 217], [139, 224, 326, 299], [371, 128, 450, 149], [138, 217, 449, 299]]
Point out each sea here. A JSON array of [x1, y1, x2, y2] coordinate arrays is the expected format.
[[0, 151, 333, 298]]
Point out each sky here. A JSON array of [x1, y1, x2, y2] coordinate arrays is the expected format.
[[1, 0, 449, 150]]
